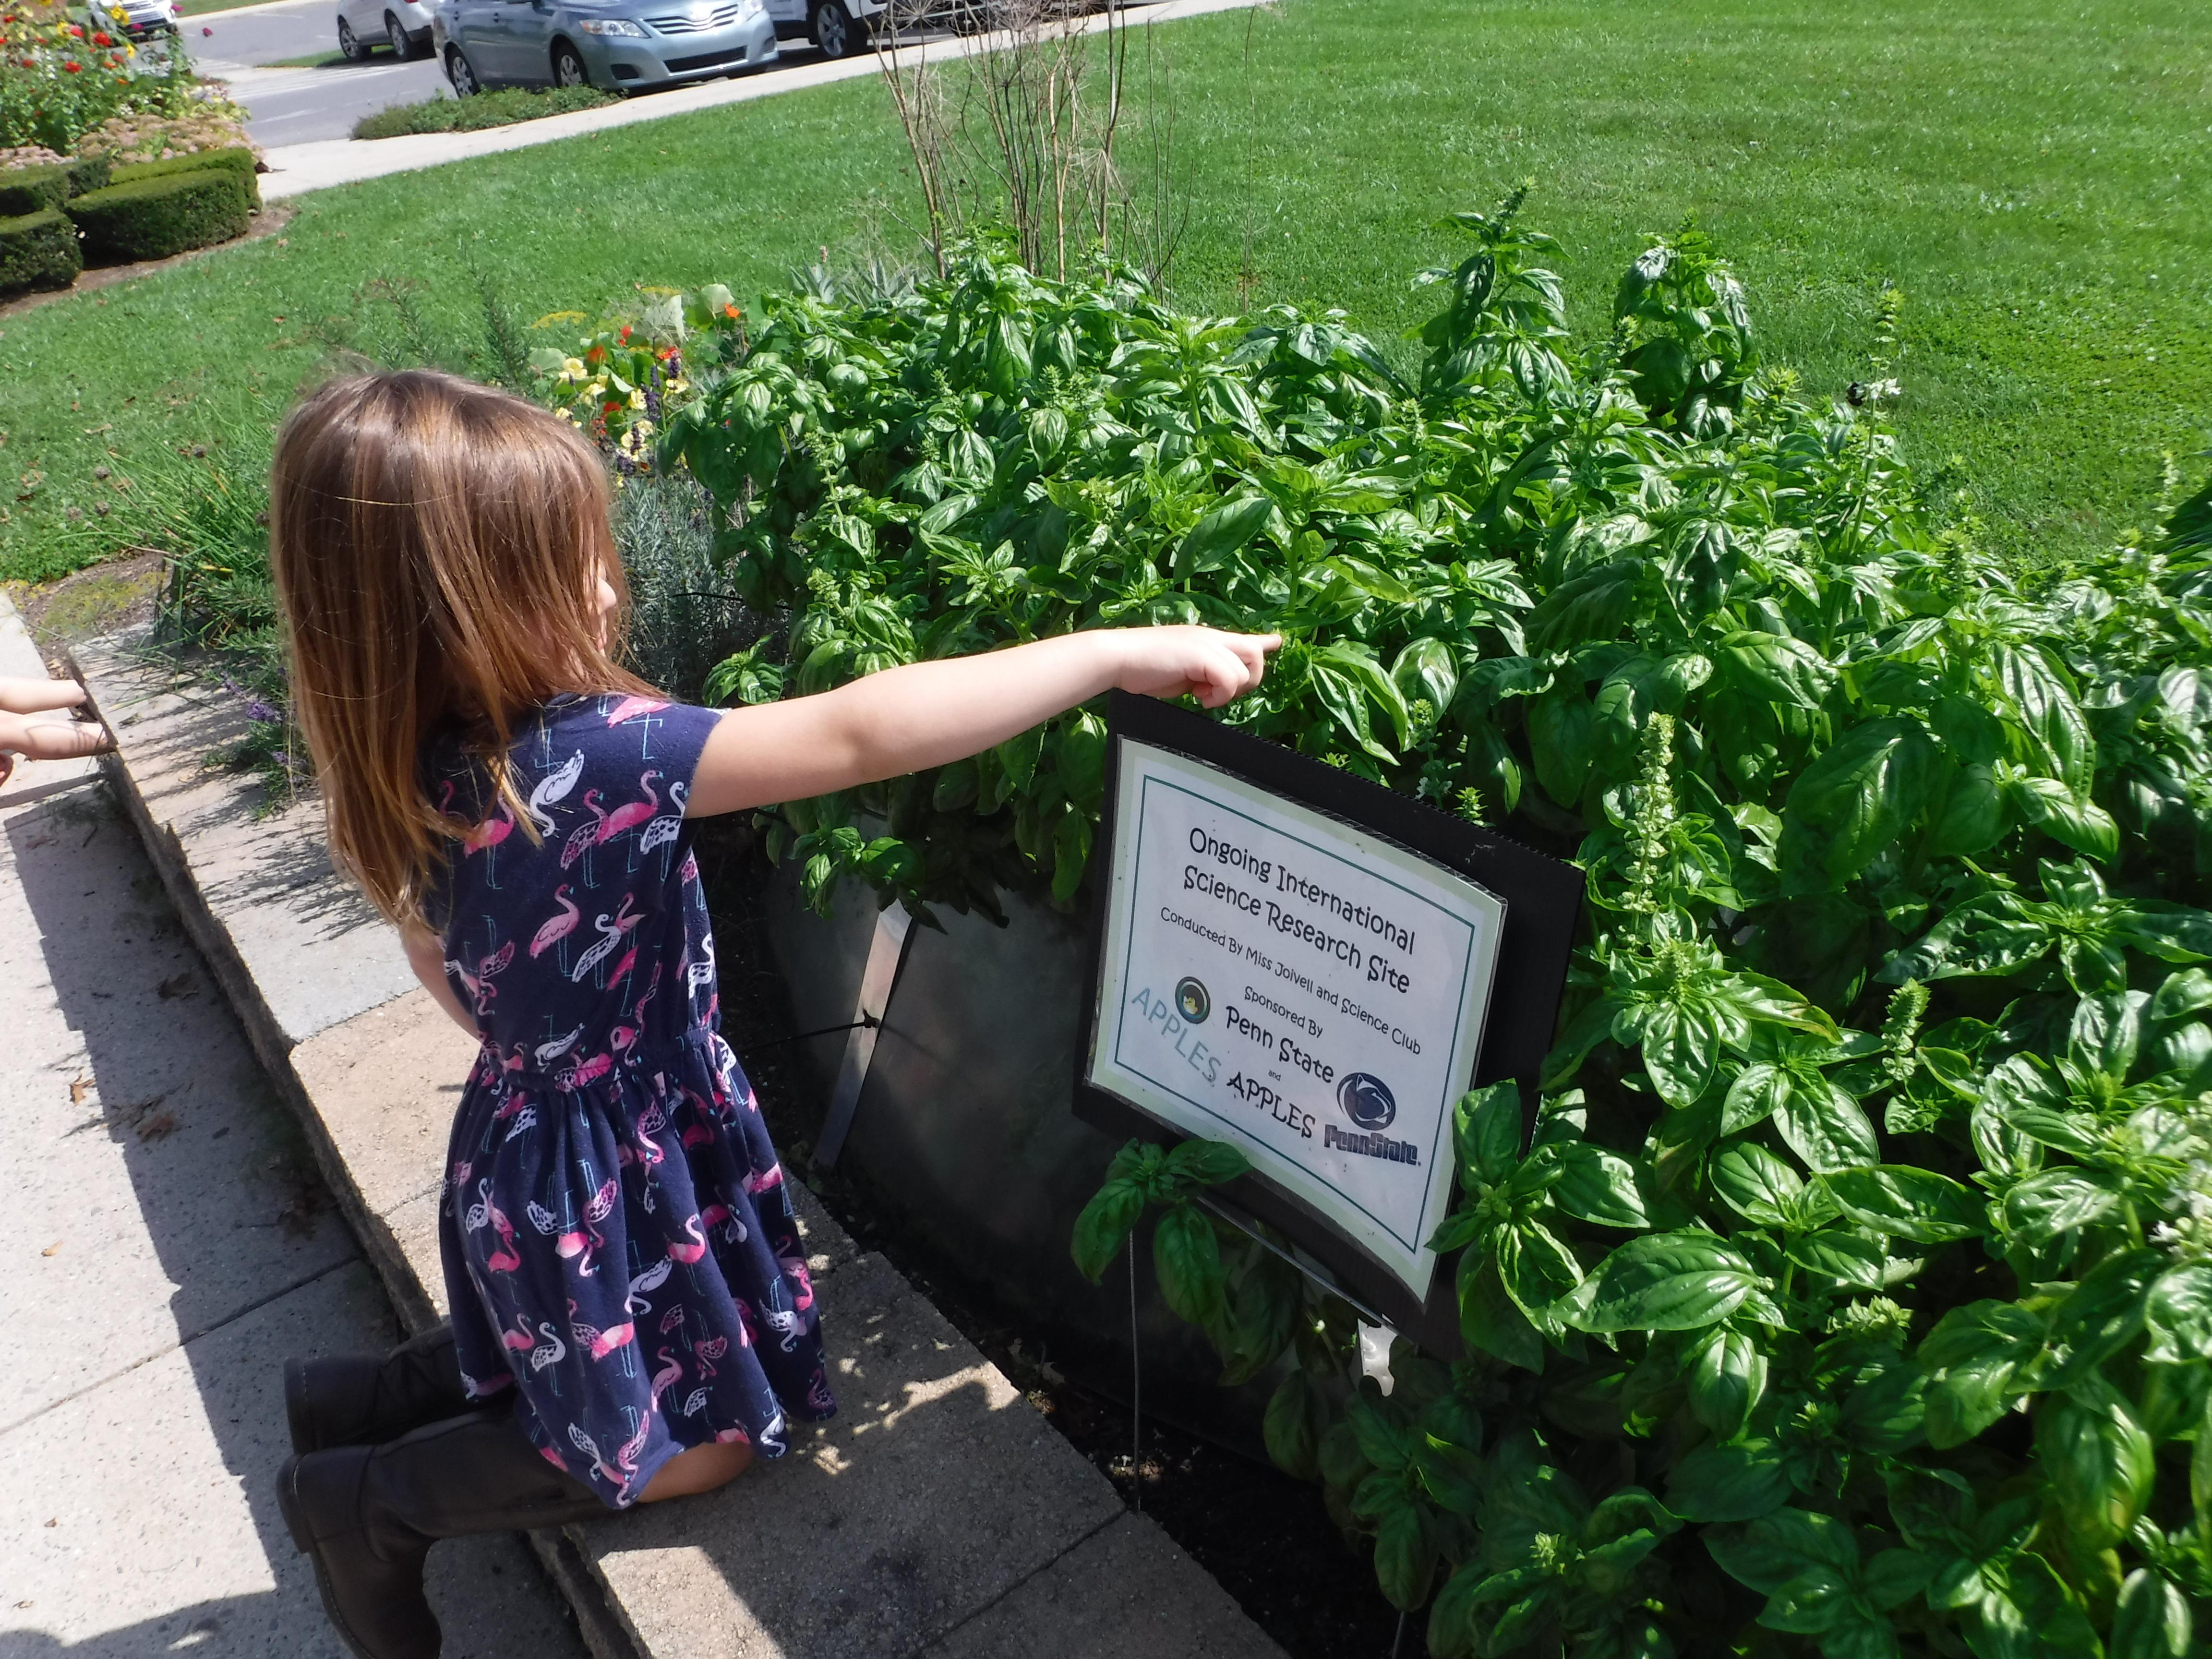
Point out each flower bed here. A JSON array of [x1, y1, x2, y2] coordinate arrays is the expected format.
[[0, 1, 253, 294], [647, 206, 2212, 1657]]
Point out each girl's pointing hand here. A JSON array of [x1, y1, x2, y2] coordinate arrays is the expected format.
[[1112, 626, 1282, 710]]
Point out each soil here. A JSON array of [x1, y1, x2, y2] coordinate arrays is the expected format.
[[10, 549, 163, 649], [692, 817, 1407, 1659]]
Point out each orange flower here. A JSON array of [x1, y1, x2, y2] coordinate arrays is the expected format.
[[722, 303, 741, 319], [617, 325, 631, 342]]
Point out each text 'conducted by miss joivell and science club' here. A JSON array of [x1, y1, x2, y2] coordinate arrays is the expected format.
[[1087, 742, 1506, 1298]]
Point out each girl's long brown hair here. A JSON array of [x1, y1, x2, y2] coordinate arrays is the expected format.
[[269, 370, 657, 927]]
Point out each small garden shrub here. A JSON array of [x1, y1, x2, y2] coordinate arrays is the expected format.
[[109, 144, 257, 192], [0, 152, 111, 216], [350, 84, 614, 141], [0, 205, 81, 294], [66, 165, 250, 262]]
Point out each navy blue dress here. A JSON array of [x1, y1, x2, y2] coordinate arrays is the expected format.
[[422, 693, 834, 1507]]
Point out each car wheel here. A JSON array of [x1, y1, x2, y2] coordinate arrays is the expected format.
[[385, 11, 418, 55], [445, 43, 480, 92], [552, 40, 589, 86], [809, 0, 863, 58], [337, 16, 368, 57]]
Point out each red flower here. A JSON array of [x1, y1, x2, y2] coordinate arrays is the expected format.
[[602, 399, 623, 413], [91, 29, 111, 43], [584, 345, 605, 364], [617, 325, 631, 342], [64, 20, 81, 33], [62, 56, 80, 69]]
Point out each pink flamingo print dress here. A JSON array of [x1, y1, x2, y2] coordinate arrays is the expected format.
[[422, 693, 834, 1507]]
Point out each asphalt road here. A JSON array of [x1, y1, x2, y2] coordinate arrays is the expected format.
[[191, 0, 452, 147]]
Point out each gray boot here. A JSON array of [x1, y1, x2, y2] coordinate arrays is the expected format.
[[284, 1323, 471, 1455], [278, 1408, 610, 1659]]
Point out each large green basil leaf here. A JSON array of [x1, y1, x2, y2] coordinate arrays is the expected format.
[[1667, 1434, 1791, 1522], [1544, 1142, 1651, 1229], [1782, 715, 1942, 885], [1560, 1232, 1764, 1334], [2144, 1260, 2212, 1367], [1527, 685, 1596, 806], [1710, 1140, 1805, 1227], [1457, 1250, 1546, 1372], [1688, 1325, 1769, 1439], [1150, 1202, 1226, 1327], [2036, 1378, 2155, 1551], [2043, 1248, 2163, 1389], [1919, 1300, 2047, 1447], [1262, 1368, 1328, 1481], [1718, 629, 1836, 711], [1705, 1506, 1861, 1596], [1527, 558, 1639, 652], [1172, 493, 1274, 577], [1822, 1166, 1985, 1243], [1455, 1081, 1522, 1185], [1070, 1177, 1145, 1282], [2110, 1568, 2193, 1659], [1785, 1227, 1888, 1291], [2002, 1168, 2125, 1243], [1772, 1075, 1879, 1174]]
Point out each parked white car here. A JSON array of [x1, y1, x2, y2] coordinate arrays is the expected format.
[[337, 0, 435, 59]]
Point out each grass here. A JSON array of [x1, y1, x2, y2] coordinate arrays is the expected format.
[[176, 0, 264, 15], [1, 0, 2206, 582], [352, 84, 614, 140]]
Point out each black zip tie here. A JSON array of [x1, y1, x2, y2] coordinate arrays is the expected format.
[[746, 1014, 876, 1052]]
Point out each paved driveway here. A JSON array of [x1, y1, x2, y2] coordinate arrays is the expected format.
[[191, 0, 452, 147]]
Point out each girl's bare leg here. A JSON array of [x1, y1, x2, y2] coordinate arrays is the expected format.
[[638, 1440, 752, 1502]]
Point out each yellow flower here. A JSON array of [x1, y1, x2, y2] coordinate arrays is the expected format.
[[559, 356, 587, 383], [628, 388, 646, 411]]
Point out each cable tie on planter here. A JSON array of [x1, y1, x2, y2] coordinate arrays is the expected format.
[[1194, 1194, 1391, 1330], [747, 1014, 876, 1052]]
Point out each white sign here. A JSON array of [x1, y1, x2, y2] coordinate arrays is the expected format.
[[1086, 740, 1506, 1300]]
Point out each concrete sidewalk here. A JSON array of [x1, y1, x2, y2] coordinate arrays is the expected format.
[[256, 0, 1256, 199], [0, 596, 587, 1657], [66, 626, 1285, 1659]]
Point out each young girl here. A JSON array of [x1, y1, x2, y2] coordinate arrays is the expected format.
[[264, 369, 1276, 1659]]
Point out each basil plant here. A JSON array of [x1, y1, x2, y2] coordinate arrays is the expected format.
[[659, 195, 2212, 1658]]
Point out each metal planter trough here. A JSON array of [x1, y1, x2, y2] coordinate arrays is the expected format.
[[762, 863, 1282, 1449]]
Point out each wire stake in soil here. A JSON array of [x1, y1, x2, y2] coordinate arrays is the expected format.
[[1390, 1611, 1406, 1659], [1128, 1229, 1142, 1515]]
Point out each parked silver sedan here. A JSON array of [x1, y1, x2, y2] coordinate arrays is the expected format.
[[433, 0, 777, 94]]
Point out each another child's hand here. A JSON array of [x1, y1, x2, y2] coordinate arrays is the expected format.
[[0, 675, 95, 717], [1111, 626, 1281, 710], [0, 704, 116, 788]]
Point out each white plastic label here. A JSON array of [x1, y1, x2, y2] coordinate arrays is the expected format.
[[1087, 740, 1505, 1300]]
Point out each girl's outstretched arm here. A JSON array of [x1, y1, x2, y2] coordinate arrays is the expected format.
[[685, 625, 1279, 820]]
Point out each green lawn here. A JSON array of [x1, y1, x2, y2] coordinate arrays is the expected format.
[[4, 0, 2206, 581]]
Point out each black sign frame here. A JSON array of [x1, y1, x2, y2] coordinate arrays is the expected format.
[[1073, 691, 1584, 1350]]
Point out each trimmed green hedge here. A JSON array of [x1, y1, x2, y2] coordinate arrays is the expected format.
[[0, 208, 84, 297], [0, 154, 112, 218], [109, 147, 261, 202], [65, 168, 252, 263]]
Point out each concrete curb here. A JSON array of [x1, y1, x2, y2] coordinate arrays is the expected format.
[[255, 0, 1259, 198], [68, 629, 1286, 1659]]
